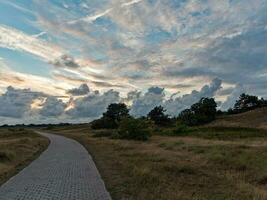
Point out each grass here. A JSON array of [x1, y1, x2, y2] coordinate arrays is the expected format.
[[209, 107, 267, 130], [157, 126, 267, 140], [0, 128, 49, 185], [48, 124, 267, 200]]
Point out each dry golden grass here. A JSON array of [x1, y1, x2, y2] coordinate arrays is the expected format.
[[0, 128, 49, 185], [209, 107, 267, 130], [50, 125, 267, 200]]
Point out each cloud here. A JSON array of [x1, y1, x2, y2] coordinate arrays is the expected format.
[[130, 86, 165, 117], [32, 31, 47, 38], [128, 78, 222, 117], [68, 9, 113, 24], [1, 0, 267, 124], [0, 1, 34, 15], [164, 78, 222, 116], [67, 84, 90, 96], [52, 54, 80, 68], [0, 25, 63, 61], [0, 78, 240, 124], [220, 84, 245, 111], [123, 90, 141, 103], [121, 0, 144, 7], [0, 86, 43, 118], [66, 89, 120, 118], [68, 0, 144, 24], [0, 25, 87, 70], [0, 63, 73, 96], [39, 97, 66, 117]]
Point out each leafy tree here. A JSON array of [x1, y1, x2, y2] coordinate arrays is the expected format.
[[231, 93, 267, 114], [179, 98, 217, 126], [91, 103, 129, 129], [179, 109, 197, 126], [103, 103, 129, 122], [147, 106, 171, 126]]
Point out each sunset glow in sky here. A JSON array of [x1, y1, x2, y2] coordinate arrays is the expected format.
[[0, 0, 267, 124]]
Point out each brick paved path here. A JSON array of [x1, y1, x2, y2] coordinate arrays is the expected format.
[[0, 132, 111, 200]]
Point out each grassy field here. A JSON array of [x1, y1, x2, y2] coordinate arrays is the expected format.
[[209, 107, 267, 130], [48, 124, 267, 200], [0, 128, 49, 185]]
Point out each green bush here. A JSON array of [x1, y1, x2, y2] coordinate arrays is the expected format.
[[90, 117, 117, 129], [92, 129, 116, 138], [172, 123, 190, 135], [118, 118, 151, 141]]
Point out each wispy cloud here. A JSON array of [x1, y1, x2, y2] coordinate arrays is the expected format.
[[0, 24, 63, 61], [32, 31, 47, 38], [0, 1, 34, 15], [68, 8, 113, 24], [68, 0, 144, 24], [121, 0, 144, 7]]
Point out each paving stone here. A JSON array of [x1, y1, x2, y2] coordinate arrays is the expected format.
[[0, 132, 111, 200]]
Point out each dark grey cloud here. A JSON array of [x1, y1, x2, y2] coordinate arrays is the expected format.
[[66, 89, 120, 118], [148, 87, 165, 95], [129, 78, 222, 117], [217, 87, 235, 96], [164, 78, 222, 116], [67, 84, 90, 96], [220, 84, 245, 111], [130, 86, 165, 117], [0, 78, 255, 124], [125, 90, 142, 101], [52, 54, 80, 68], [0, 86, 43, 118], [39, 96, 66, 117]]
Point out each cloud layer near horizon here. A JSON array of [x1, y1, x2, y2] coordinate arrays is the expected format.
[[0, 78, 245, 125]]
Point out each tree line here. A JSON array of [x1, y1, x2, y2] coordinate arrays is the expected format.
[[90, 93, 267, 141]]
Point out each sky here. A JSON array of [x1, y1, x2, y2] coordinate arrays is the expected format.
[[0, 0, 267, 125]]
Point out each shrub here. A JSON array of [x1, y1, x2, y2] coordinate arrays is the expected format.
[[92, 129, 116, 138], [90, 117, 117, 129], [118, 118, 151, 141], [172, 123, 190, 135]]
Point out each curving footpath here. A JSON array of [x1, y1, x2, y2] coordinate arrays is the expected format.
[[0, 132, 111, 200]]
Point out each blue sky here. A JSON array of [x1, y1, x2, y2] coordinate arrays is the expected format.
[[0, 0, 267, 124]]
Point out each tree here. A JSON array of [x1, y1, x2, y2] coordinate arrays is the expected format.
[[179, 98, 217, 126], [103, 103, 130, 122], [90, 103, 129, 129], [147, 106, 170, 126], [230, 93, 267, 114], [179, 109, 197, 126]]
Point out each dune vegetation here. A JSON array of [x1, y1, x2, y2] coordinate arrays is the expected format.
[[48, 122, 267, 200], [0, 128, 49, 185], [42, 93, 267, 200]]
